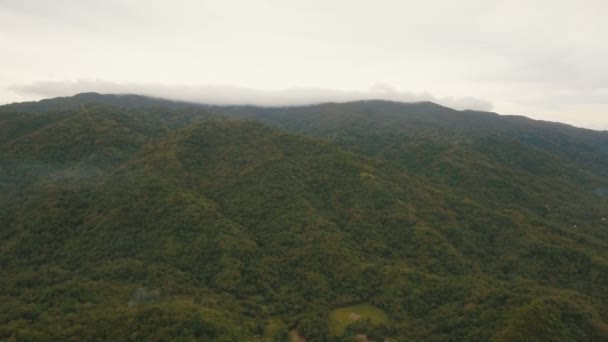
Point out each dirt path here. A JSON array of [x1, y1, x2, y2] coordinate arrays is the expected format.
[[289, 329, 306, 342]]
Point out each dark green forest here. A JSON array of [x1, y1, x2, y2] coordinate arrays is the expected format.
[[1, 93, 608, 341]]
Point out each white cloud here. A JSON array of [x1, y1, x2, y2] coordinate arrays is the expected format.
[[8, 79, 494, 111], [1, 0, 607, 129]]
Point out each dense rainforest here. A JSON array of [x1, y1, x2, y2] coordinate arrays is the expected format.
[[1, 93, 608, 341]]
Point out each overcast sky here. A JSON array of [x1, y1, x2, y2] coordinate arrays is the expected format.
[[1, 0, 607, 130]]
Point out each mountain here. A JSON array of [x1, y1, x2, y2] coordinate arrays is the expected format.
[[1, 93, 607, 341]]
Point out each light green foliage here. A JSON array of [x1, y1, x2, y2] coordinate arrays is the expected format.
[[328, 304, 390, 336]]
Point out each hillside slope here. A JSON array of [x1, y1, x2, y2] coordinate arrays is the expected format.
[[217, 100, 608, 236], [1, 94, 608, 341]]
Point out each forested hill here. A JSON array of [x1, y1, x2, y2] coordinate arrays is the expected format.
[[1, 93, 608, 341]]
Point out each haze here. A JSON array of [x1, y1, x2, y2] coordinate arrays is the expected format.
[[1, 0, 607, 129]]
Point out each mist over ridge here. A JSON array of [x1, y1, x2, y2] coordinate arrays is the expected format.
[[8, 79, 494, 112]]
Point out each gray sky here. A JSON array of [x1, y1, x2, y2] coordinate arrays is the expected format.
[[1, 0, 607, 130]]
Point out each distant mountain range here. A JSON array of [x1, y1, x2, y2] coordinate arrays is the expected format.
[[1, 93, 607, 341]]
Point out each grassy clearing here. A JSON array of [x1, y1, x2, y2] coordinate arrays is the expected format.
[[262, 318, 285, 341], [328, 304, 390, 336]]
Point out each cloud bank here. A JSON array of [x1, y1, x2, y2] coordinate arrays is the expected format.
[[8, 79, 494, 111], [2, 1, 608, 129]]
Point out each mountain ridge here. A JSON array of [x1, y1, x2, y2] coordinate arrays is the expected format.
[[4, 92, 607, 133]]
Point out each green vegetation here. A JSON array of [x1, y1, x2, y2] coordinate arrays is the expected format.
[[1, 93, 608, 340], [262, 318, 287, 341], [328, 304, 390, 336]]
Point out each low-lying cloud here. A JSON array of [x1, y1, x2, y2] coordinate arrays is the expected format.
[[8, 79, 494, 111]]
